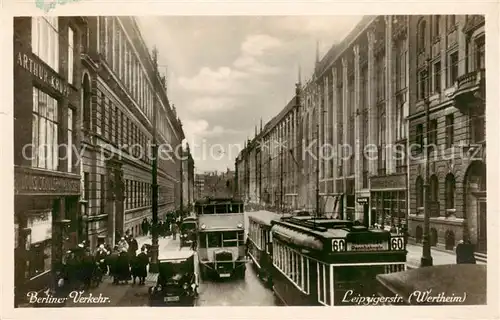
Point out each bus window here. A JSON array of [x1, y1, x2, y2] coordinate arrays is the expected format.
[[207, 232, 222, 248], [222, 231, 238, 247], [199, 233, 207, 248], [215, 204, 227, 213], [203, 205, 214, 214], [237, 230, 244, 245]]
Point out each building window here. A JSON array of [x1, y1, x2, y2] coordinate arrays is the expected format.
[[32, 88, 59, 171], [469, 111, 485, 143], [433, 61, 441, 93], [100, 174, 106, 213], [447, 15, 456, 31], [31, 17, 59, 72], [445, 114, 454, 148], [418, 70, 428, 101], [430, 175, 439, 217], [475, 36, 485, 70], [395, 95, 406, 141], [445, 173, 456, 210], [82, 75, 91, 131], [83, 172, 89, 200], [395, 143, 406, 174], [376, 54, 385, 102], [416, 176, 424, 209], [67, 27, 74, 84], [449, 51, 459, 85], [433, 15, 441, 38], [429, 119, 438, 148], [395, 38, 407, 91], [416, 123, 424, 151], [67, 108, 73, 173], [417, 19, 427, 52]]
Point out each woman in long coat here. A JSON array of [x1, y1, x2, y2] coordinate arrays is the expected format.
[[116, 249, 131, 283], [132, 248, 149, 285]]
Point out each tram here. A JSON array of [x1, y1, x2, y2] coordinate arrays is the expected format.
[[194, 197, 247, 279], [247, 210, 291, 287], [270, 215, 407, 306]]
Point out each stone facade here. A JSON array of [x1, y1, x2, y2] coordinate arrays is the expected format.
[[407, 15, 486, 255]]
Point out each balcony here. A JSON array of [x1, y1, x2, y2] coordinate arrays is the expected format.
[[453, 69, 485, 111]]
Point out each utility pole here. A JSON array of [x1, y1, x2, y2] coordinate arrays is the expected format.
[[149, 47, 160, 273], [421, 58, 433, 267], [315, 122, 320, 219], [280, 145, 284, 213], [180, 148, 184, 218]]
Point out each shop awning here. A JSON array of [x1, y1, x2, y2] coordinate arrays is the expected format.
[[271, 224, 323, 251]]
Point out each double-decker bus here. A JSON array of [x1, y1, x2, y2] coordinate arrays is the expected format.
[[247, 210, 291, 287], [194, 197, 246, 279], [270, 215, 407, 306]]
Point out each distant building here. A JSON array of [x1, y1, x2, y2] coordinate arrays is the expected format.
[[182, 144, 195, 208]]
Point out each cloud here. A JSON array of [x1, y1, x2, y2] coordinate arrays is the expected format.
[[177, 67, 248, 95], [182, 119, 242, 142], [186, 97, 236, 113], [178, 34, 283, 95], [240, 34, 282, 56]]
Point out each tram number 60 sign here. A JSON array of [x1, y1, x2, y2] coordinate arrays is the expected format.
[[391, 237, 404, 250], [332, 239, 346, 252]]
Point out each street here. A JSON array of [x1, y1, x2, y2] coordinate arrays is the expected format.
[[64, 234, 276, 307]]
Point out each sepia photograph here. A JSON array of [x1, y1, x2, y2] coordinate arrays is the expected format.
[[7, 9, 495, 314]]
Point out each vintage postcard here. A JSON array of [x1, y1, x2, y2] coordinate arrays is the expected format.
[[1, 1, 499, 320]]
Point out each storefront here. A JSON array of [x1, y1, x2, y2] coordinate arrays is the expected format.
[[369, 174, 407, 228]]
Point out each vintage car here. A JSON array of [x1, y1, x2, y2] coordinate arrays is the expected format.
[[148, 249, 199, 306], [376, 264, 487, 305], [180, 217, 198, 248]]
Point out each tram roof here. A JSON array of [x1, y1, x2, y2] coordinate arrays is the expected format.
[[248, 210, 292, 226], [194, 197, 244, 205]]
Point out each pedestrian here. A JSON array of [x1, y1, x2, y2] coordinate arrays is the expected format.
[[118, 237, 129, 252], [116, 248, 131, 284], [134, 247, 149, 285], [127, 235, 138, 259], [456, 239, 477, 264], [107, 246, 120, 284]]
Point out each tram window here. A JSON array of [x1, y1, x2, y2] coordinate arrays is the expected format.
[[207, 232, 222, 247], [303, 257, 310, 293], [222, 231, 238, 247], [317, 262, 332, 305], [199, 233, 207, 248]]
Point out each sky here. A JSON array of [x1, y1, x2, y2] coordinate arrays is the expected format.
[[136, 16, 362, 173]]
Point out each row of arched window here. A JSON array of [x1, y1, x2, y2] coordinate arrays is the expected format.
[[415, 226, 456, 250], [415, 173, 456, 212], [417, 15, 457, 52]]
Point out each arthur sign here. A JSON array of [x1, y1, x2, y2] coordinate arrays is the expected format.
[[16, 51, 70, 97]]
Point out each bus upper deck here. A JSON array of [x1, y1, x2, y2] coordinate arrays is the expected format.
[[194, 197, 244, 215]]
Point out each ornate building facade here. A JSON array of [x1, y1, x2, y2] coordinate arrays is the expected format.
[[80, 17, 184, 249], [407, 15, 486, 258], [14, 16, 88, 305]]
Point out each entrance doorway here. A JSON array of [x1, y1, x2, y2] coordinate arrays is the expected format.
[[477, 199, 487, 254], [363, 204, 369, 227]]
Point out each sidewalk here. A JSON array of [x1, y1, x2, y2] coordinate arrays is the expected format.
[[405, 243, 486, 269]]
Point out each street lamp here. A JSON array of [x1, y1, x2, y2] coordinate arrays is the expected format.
[[421, 58, 433, 267], [149, 47, 160, 273]]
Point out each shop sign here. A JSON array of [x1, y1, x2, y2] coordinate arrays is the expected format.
[[370, 174, 406, 190], [15, 168, 80, 195], [16, 51, 70, 97], [357, 197, 369, 204]]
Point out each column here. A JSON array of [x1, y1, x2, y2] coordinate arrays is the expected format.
[[385, 15, 395, 174], [353, 44, 362, 189], [324, 77, 330, 180], [342, 57, 349, 177], [367, 29, 377, 176], [331, 67, 338, 191], [457, 15, 467, 76], [318, 82, 324, 180]]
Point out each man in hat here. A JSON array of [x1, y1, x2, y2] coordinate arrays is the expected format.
[[132, 247, 149, 285], [118, 237, 129, 252], [107, 246, 120, 284]]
